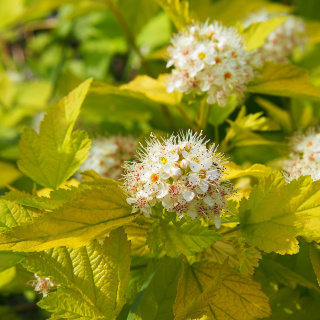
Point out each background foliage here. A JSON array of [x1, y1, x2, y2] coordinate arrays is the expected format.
[[1, 0, 320, 319]]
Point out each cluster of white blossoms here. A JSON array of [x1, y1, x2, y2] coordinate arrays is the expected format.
[[284, 128, 320, 182], [123, 131, 234, 228], [166, 21, 259, 107], [243, 11, 307, 64], [78, 136, 137, 180], [31, 274, 56, 297]]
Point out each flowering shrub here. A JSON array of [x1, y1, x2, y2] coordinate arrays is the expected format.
[[167, 21, 259, 106], [78, 136, 137, 180], [284, 128, 320, 182], [243, 11, 307, 64], [123, 131, 233, 227], [0, 0, 320, 320]]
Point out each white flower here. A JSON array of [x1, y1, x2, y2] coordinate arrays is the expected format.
[[166, 21, 259, 107], [31, 274, 56, 297], [284, 127, 320, 182], [78, 136, 137, 181], [243, 11, 307, 64], [123, 130, 235, 228]]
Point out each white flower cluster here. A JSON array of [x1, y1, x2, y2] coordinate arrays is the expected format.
[[244, 11, 307, 64], [284, 128, 320, 182], [31, 274, 56, 297], [166, 21, 258, 107], [123, 131, 234, 228], [78, 136, 137, 180]]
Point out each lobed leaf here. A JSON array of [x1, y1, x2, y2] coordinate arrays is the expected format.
[[23, 228, 131, 320], [18, 79, 92, 189], [239, 172, 320, 254], [174, 261, 271, 320], [148, 212, 221, 258], [0, 199, 35, 232], [0, 187, 136, 252], [248, 63, 320, 101], [243, 16, 288, 51], [232, 238, 262, 276]]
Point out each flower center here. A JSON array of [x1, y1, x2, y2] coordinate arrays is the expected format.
[[307, 141, 313, 147], [215, 57, 222, 64], [191, 157, 200, 163], [199, 169, 207, 179], [224, 72, 231, 79], [150, 173, 159, 183], [159, 157, 167, 164], [198, 52, 206, 60]]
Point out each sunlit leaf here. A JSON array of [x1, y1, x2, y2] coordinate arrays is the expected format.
[[248, 63, 320, 101], [232, 238, 261, 276], [240, 172, 320, 254], [243, 16, 288, 51], [174, 261, 271, 320], [23, 228, 131, 319], [18, 79, 92, 189], [0, 187, 136, 252], [148, 212, 221, 258], [156, 0, 191, 30], [121, 75, 182, 106], [225, 162, 272, 180]]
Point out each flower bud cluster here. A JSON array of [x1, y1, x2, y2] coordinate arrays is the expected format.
[[284, 128, 320, 182], [31, 274, 56, 297], [79, 136, 137, 180], [243, 11, 307, 64], [166, 21, 259, 107], [123, 131, 234, 228]]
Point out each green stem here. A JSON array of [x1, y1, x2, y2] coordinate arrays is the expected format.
[[176, 104, 197, 131], [106, 0, 175, 130], [214, 125, 219, 145], [198, 98, 210, 132]]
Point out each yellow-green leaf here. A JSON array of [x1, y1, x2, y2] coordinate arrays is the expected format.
[[243, 16, 288, 51], [0, 199, 35, 232], [248, 63, 320, 101], [240, 172, 320, 254], [0, 187, 136, 252], [255, 97, 293, 133], [0, 161, 21, 187], [18, 79, 92, 189], [148, 212, 221, 258], [174, 261, 271, 320], [306, 21, 320, 44], [174, 260, 228, 320], [232, 238, 261, 276], [192, 0, 291, 26], [121, 75, 182, 106], [23, 228, 131, 319], [225, 162, 272, 180], [156, 0, 191, 30]]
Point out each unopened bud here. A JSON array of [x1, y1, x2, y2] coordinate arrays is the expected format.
[[170, 167, 182, 179], [180, 159, 189, 170]]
